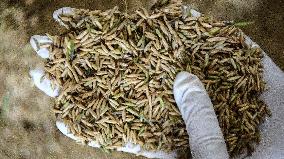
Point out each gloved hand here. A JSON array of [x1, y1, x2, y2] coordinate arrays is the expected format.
[[173, 72, 229, 159], [29, 6, 284, 159]]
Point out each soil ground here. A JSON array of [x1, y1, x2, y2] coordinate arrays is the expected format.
[[0, 0, 283, 159]]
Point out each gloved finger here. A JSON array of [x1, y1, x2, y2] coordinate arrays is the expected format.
[[30, 35, 53, 58], [29, 68, 59, 97], [181, 5, 201, 18], [55, 120, 176, 159], [29, 35, 60, 97], [173, 72, 229, 159], [53, 7, 75, 29], [56, 121, 101, 148], [30, 7, 75, 58]]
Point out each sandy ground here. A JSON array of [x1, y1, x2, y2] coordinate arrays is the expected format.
[[0, 0, 283, 159]]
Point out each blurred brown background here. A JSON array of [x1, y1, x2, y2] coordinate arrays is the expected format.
[[0, 0, 283, 158]]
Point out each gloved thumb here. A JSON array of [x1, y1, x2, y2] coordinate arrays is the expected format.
[[173, 71, 229, 159]]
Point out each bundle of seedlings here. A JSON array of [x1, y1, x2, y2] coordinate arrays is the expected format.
[[40, 0, 271, 157]]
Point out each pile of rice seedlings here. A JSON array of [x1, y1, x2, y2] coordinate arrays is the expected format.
[[41, 0, 270, 156]]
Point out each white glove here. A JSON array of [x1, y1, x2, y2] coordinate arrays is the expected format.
[[29, 6, 284, 159], [173, 72, 229, 159]]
